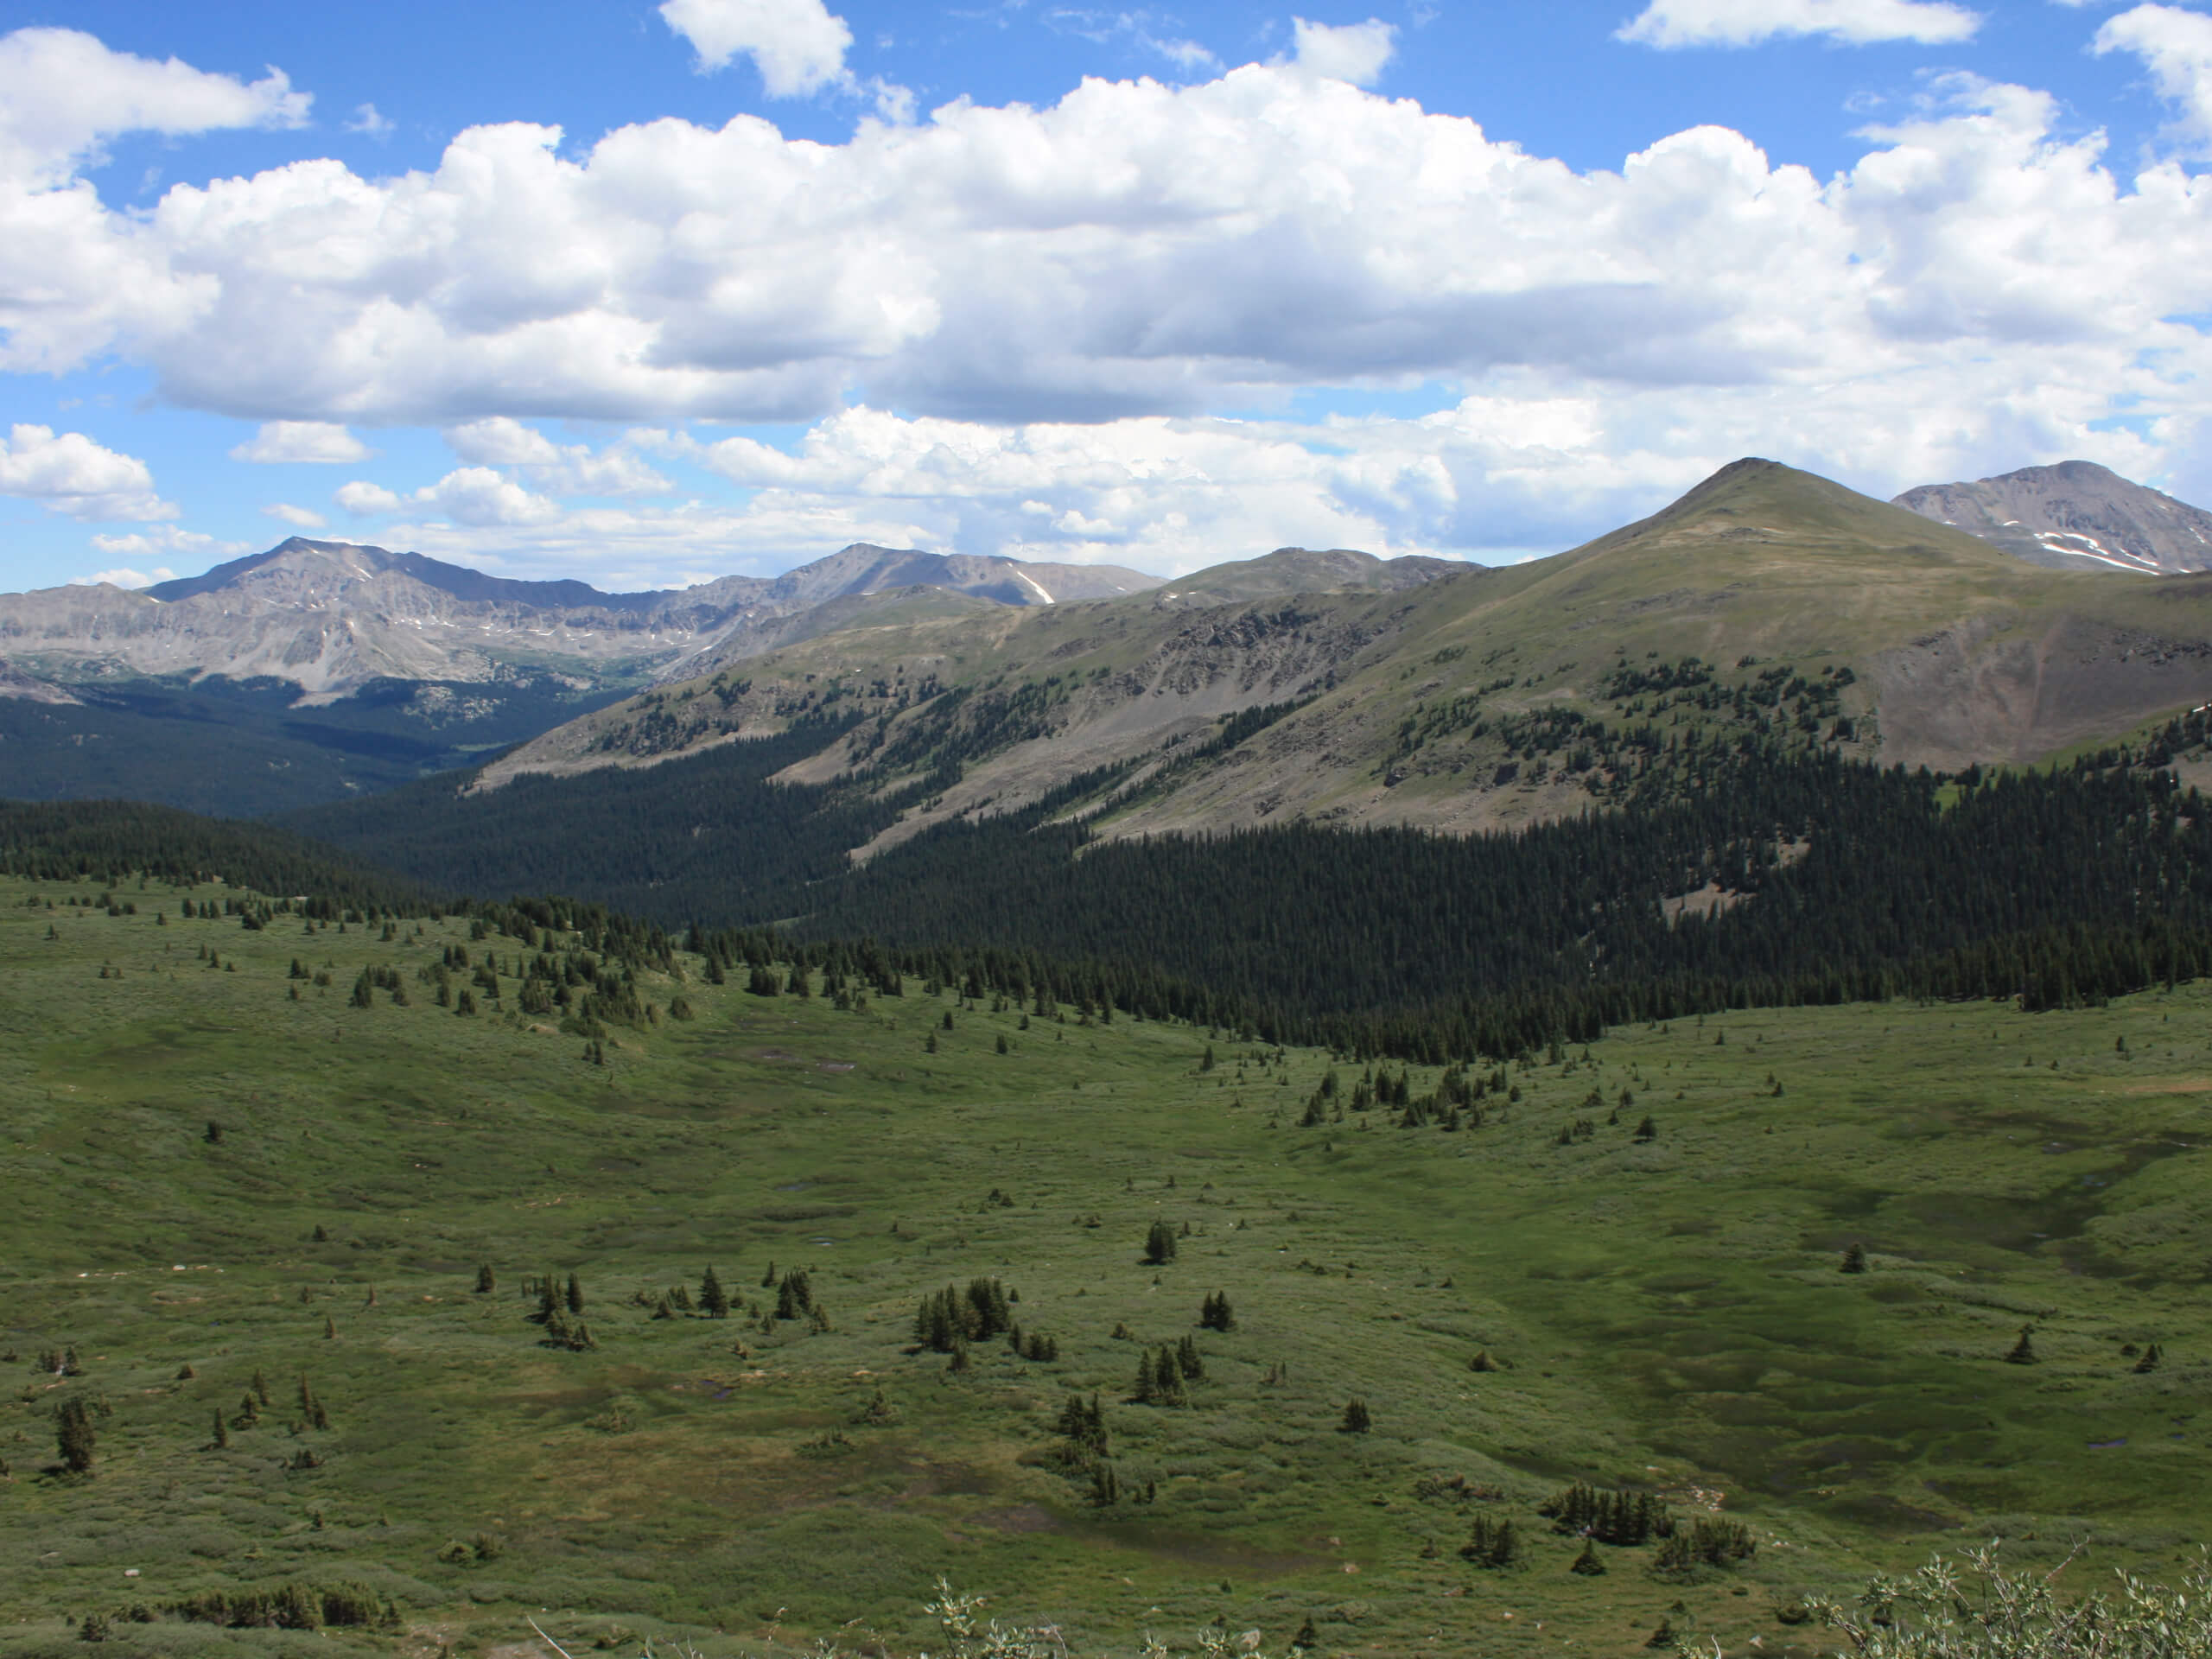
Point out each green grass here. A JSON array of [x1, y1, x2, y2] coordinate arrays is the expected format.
[[3, 880, 2209, 1657]]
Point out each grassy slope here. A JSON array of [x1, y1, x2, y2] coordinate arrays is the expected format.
[[3, 880, 2209, 1657]]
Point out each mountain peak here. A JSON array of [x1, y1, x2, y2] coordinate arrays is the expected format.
[[1892, 460, 2212, 574]]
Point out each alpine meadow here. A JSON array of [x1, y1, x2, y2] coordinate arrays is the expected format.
[[11, 2, 2212, 1656]]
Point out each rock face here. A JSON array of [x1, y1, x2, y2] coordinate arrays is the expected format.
[[1891, 461, 2212, 575], [0, 538, 1163, 700]]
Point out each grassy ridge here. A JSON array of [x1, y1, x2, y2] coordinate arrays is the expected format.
[[3, 879, 2209, 1656]]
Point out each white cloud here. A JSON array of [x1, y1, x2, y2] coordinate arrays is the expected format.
[[229, 421, 372, 464], [335, 480, 404, 515], [2095, 5, 2212, 150], [338, 461, 563, 526], [86, 524, 249, 564], [16, 29, 2212, 544], [1286, 17, 1397, 86], [659, 0, 854, 96], [346, 103, 394, 138], [0, 27, 308, 187], [263, 502, 327, 528], [0, 423, 175, 520], [417, 466, 563, 526], [13, 41, 2171, 441], [82, 564, 175, 588], [442, 417, 671, 494], [1618, 0, 1982, 48]]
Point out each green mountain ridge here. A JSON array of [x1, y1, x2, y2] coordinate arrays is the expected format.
[[465, 459, 2212, 861]]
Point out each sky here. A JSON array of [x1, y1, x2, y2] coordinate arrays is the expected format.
[[3, 0, 2212, 594]]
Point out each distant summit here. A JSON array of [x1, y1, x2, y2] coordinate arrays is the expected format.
[[1891, 461, 2212, 575], [0, 539, 1162, 699]]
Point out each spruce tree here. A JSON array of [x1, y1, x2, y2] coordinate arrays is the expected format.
[[1570, 1538, 1607, 1576], [1840, 1242, 1868, 1274], [1144, 1219, 1179, 1265], [1339, 1396, 1372, 1433], [56, 1396, 96, 1472], [211, 1408, 229, 1450], [699, 1265, 730, 1319], [565, 1272, 584, 1316], [474, 1264, 496, 1294], [2005, 1325, 2037, 1364]]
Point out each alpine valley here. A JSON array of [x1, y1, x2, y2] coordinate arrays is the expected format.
[[8, 456, 2212, 1659]]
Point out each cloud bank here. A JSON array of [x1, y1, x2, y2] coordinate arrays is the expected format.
[[10, 20, 2212, 582]]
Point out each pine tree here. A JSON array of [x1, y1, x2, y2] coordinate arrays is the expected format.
[[474, 1264, 496, 1294], [1339, 1396, 1372, 1433], [1292, 1615, 1319, 1649], [1633, 1115, 1658, 1141], [1175, 1334, 1205, 1380], [1840, 1242, 1868, 1274], [2005, 1325, 2037, 1364], [56, 1396, 97, 1473], [251, 1369, 270, 1406], [1144, 1219, 1179, 1265], [1570, 1538, 1607, 1576], [1199, 1291, 1236, 1331], [699, 1265, 730, 1319], [566, 1272, 584, 1315], [2134, 1342, 2163, 1374], [210, 1408, 229, 1450]]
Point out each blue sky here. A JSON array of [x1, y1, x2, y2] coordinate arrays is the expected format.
[[2, 0, 2209, 592]]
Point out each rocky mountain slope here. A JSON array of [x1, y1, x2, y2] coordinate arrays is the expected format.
[[0, 537, 1172, 813], [466, 459, 2212, 864], [0, 537, 1163, 700], [1891, 460, 2212, 574]]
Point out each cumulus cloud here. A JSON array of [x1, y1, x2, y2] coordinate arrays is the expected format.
[[82, 564, 175, 588], [0, 27, 306, 186], [14, 55, 2171, 432], [0, 423, 175, 520], [442, 417, 671, 494], [1618, 0, 1982, 48], [335, 461, 563, 527], [2095, 5, 2212, 150], [660, 0, 854, 96], [229, 421, 372, 463], [12, 25, 2212, 552], [1286, 17, 1397, 85], [263, 502, 327, 528], [334, 480, 404, 515], [86, 524, 249, 565]]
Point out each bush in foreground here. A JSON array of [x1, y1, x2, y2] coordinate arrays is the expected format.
[[1806, 1546, 2212, 1659]]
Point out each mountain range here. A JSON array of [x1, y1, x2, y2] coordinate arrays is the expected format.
[[452, 458, 2212, 859], [7, 457, 2212, 835]]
